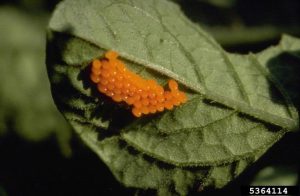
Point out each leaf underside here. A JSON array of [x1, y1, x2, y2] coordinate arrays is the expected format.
[[47, 0, 299, 195]]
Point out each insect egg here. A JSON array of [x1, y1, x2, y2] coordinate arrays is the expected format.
[[168, 79, 178, 91], [132, 107, 142, 117], [141, 99, 149, 106], [90, 50, 187, 117], [105, 50, 118, 59], [133, 101, 142, 108], [112, 94, 122, 102], [90, 74, 100, 83], [92, 59, 101, 69]]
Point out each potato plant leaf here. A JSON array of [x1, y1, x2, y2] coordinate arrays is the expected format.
[[0, 7, 72, 156], [46, 0, 299, 195]]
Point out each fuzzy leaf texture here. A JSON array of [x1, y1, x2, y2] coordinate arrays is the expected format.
[[46, 0, 299, 195]]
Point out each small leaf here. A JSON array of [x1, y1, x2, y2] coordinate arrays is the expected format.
[[0, 7, 72, 156], [46, 0, 299, 194], [251, 166, 298, 186]]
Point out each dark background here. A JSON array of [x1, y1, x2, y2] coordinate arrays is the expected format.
[[0, 0, 299, 195]]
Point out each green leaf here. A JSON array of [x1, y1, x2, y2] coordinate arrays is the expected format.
[[46, 0, 299, 194], [0, 7, 72, 156], [49, 0, 298, 130], [251, 165, 298, 186], [257, 35, 300, 112]]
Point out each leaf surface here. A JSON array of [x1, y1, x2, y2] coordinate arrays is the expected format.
[[49, 0, 298, 130], [47, 0, 300, 194], [0, 7, 72, 155]]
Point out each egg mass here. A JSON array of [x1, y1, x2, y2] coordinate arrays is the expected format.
[[90, 51, 187, 117]]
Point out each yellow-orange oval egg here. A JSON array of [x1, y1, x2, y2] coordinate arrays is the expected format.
[[90, 50, 187, 117]]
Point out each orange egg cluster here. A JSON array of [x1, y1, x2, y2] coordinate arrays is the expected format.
[[90, 50, 187, 117]]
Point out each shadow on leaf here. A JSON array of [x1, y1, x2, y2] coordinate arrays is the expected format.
[[267, 51, 300, 112]]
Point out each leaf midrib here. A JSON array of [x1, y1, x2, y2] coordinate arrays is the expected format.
[[53, 29, 298, 131], [50, 1, 298, 130]]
